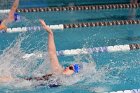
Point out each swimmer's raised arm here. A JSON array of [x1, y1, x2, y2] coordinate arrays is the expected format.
[[2, 0, 19, 24], [39, 19, 63, 74]]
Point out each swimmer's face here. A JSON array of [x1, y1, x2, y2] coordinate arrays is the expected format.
[[0, 25, 6, 30], [63, 65, 74, 75], [0, 24, 7, 30]]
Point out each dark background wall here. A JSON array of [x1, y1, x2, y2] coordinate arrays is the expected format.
[[0, 0, 140, 9]]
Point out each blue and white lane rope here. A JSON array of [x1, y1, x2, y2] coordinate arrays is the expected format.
[[2, 19, 140, 33], [5, 25, 64, 33], [0, 9, 10, 13], [22, 43, 140, 59], [104, 88, 140, 93]]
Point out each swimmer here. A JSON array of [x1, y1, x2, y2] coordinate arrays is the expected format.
[[0, 0, 20, 32], [25, 20, 81, 81], [39, 19, 80, 75], [0, 19, 81, 85]]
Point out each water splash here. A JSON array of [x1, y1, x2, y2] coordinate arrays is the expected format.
[[0, 35, 130, 89], [0, 22, 140, 93]]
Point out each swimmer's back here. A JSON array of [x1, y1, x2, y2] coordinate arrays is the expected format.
[[25, 74, 53, 81], [25, 74, 61, 88]]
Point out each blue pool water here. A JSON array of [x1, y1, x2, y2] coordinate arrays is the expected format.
[[1, 4, 140, 93]]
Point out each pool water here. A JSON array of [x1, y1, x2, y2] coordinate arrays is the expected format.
[[0, 3, 140, 93]]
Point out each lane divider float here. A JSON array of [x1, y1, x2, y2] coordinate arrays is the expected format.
[[22, 43, 140, 59], [104, 88, 140, 93], [1, 19, 140, 33], [0, 3, 140, 13]]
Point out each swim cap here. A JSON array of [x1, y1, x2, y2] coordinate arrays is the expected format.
[[73, 64, 80, 73], [14, 13, 20, 21]]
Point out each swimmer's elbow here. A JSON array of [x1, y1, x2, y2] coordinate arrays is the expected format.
[[49, 51, 57, 57], [49, 51, 55, 54]]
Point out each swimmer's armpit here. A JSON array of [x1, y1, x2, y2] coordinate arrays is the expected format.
[[8, 0, 19, 22], [0, 76, 13, 83]]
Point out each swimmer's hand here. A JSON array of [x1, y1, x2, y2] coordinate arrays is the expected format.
[[39, 19, 52, 34]]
